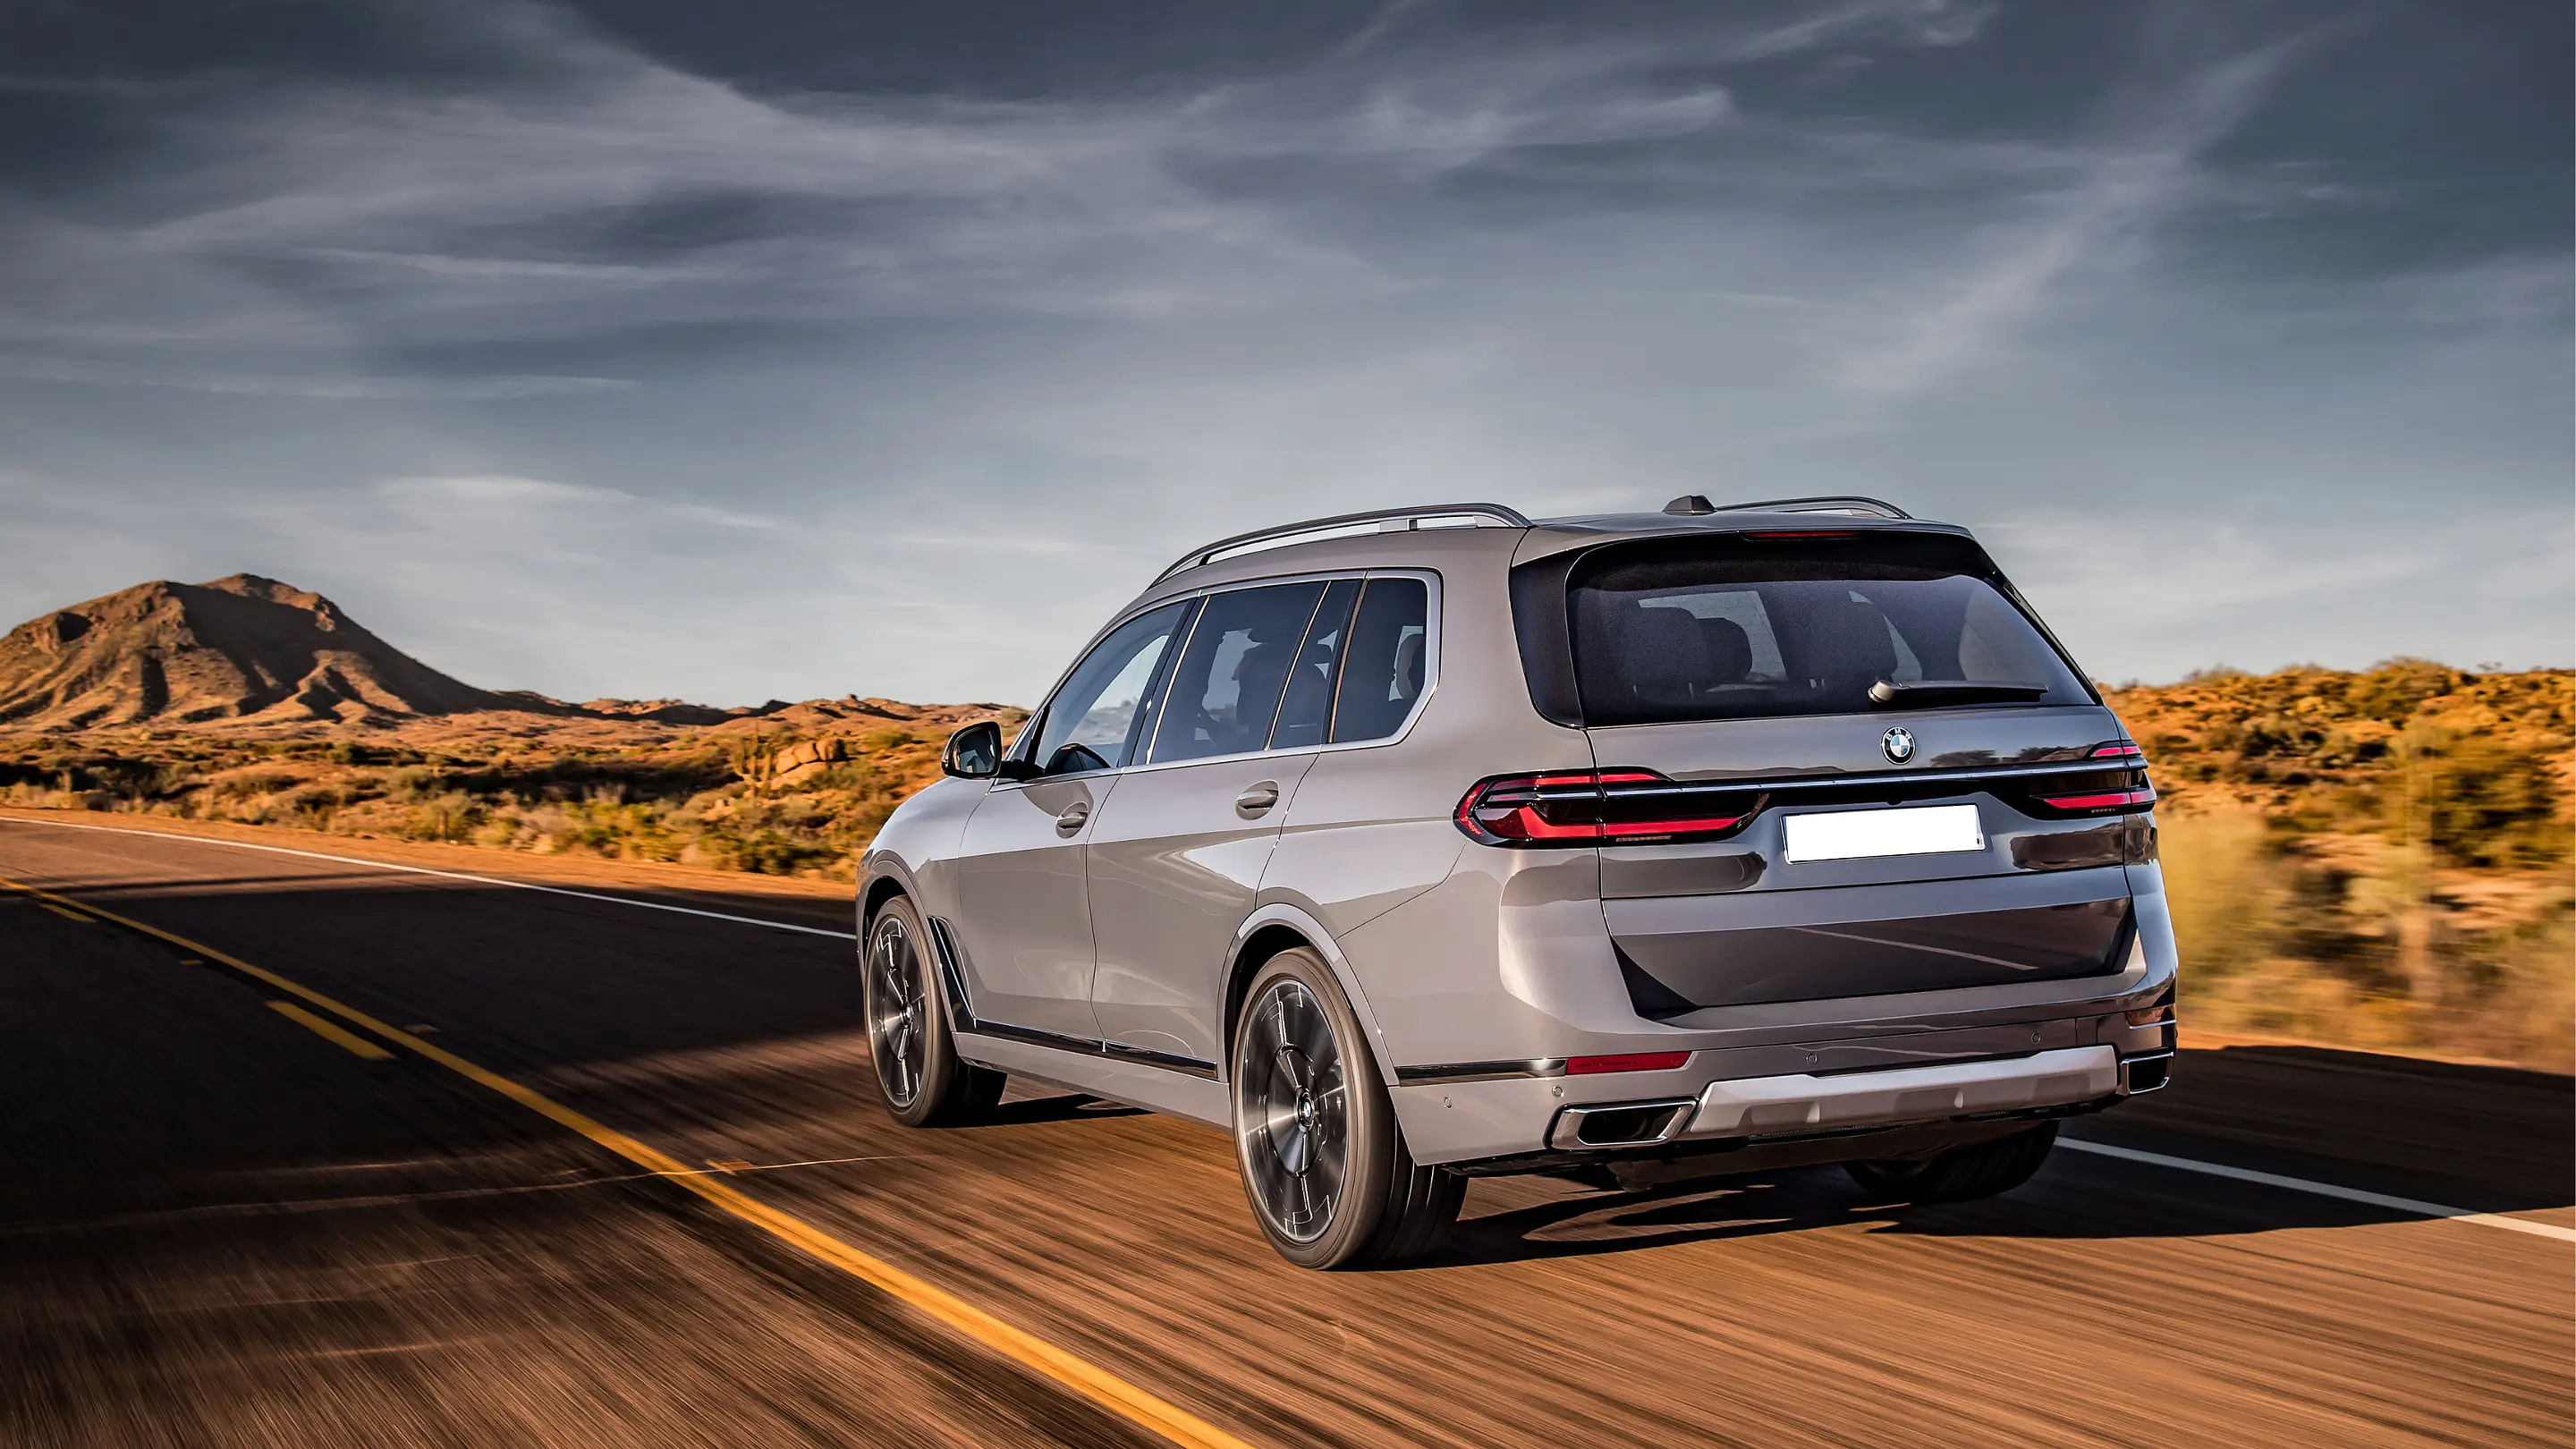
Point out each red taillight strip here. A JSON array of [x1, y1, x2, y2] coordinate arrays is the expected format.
[[2040, 786, 2157, 810], [1565, 1052, 1691, 1074], [1454, 768, 1760, 846], [2089, 741, 2145, 759]]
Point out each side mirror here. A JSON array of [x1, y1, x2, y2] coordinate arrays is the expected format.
[[941, 720, 1004, 779]]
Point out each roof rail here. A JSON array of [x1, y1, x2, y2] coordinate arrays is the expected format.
[[1711, 495, 1912, 521], [1154, 503, 1532, 582]]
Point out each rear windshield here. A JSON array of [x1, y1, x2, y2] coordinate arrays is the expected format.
[[1563, 532, 2090, 726]]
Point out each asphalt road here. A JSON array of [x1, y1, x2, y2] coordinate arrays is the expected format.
[[3, 815, 2568, 1448]]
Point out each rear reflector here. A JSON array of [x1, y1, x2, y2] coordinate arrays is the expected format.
[[1565, 1052, 1691, 1075], [1454, 769, 1758, 847]]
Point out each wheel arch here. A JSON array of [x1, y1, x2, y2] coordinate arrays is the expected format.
[[1221, 904, 1398, 1086], [859, 869, 912, 940]]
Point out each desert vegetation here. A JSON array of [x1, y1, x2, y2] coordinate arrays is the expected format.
[[5, 660, 2567, 1068], [2106, 660, 2571, 1070], [0, 713, 1022, 879]]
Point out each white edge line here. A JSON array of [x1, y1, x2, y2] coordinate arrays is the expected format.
[[0, 816, 857, 941], [2063, 1139, 2576, 1244], [13, 816, 2566, 1249]]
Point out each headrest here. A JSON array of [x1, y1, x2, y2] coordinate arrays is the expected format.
[[1619, 606, 1712, 704], [1699, 616, 1752, 684]]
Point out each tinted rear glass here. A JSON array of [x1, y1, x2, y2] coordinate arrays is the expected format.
[[1331, 578, 1429, 742], [1565, 533, 2089, 726]]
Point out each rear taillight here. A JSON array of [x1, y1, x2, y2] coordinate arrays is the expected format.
[[1454, 769, 1761, 847], [2026, 742, 2156, 816]]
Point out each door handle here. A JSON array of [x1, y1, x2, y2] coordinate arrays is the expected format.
[[1054, 800, 1090, 833], [1234, 781, 1281, 817]]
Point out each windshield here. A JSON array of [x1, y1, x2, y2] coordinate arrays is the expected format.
[[1563, 532, 2091, 726]]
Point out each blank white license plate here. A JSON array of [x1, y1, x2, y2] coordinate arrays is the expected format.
[[1783, 803, 1985, 864]]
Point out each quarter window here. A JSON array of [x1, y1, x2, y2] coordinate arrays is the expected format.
[[1147, 582, 1326, 765], [1329, 577, 1430, 743], [1030, 601, 1191, 775]]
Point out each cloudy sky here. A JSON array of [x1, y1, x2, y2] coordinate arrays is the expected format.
[[1, 0, 2566, 706]]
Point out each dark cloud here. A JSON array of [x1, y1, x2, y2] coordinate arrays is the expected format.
[[0, 0, 2564, 703]]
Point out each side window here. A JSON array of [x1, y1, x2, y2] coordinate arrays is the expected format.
[[1146, 582, 1326, 765], [1329, 577, 1430, 743], [1268, 579, 1360, 750], [1030, 602, 1191, 776]]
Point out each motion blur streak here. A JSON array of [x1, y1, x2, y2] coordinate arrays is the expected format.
[[2060, 1140, 2576, 1243], [0, 816, 857, 939], [0, 873, 1253, 1449]]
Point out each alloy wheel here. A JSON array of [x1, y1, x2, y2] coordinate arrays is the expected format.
[[868, 917, 929, 1108], [1236, 979, 1349, 1244]]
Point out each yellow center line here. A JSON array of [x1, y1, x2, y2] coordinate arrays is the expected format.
[[269, 1000, 396, 1060], [41, 902, 91, 923], [0, 874, 1250, 1449]]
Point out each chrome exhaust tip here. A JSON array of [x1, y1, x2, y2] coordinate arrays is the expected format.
[[2118, 1051, 2174, 1096], [1546, 1098, 1699, 1152]]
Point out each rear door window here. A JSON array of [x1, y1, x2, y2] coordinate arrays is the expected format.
[[1268, 579, 1360, 750], [1147, 582, 1327, 764], [1330, 577, 1430, 743], [1563, 534, 2088, 725]]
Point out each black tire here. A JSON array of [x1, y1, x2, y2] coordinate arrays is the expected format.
[[1230, 948, 1464, 1269], [1845, 1122, 2059, 1204], [863, 896, 1004, 1128]]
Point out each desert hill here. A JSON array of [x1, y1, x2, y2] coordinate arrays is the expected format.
[[0, 574, 529, 731], [0, 576, 1006, 742]]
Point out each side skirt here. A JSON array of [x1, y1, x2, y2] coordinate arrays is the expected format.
[[951, 1030, 1231, 1130], [925, 915, 1229, 1129]]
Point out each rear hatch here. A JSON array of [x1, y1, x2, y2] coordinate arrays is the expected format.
[[1492, 525, 2153, 1020]]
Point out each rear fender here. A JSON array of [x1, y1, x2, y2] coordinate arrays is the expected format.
[[1224, 902, 1399, 1088]]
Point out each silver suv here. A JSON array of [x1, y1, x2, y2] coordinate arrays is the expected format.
[[859, 498, 2176, 1268]]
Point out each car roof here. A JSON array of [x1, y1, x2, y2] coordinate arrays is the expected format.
[[1135, 502, 1972, 605]]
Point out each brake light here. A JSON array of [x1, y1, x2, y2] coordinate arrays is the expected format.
[[1453, 769, 1759, 847], [1566, 1052, 1691, 1074], [1743, 530, 1855, 539], [2089, 741, 2145, 759]]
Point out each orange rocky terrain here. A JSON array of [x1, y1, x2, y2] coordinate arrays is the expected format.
[[0, 575, 1021, 879]]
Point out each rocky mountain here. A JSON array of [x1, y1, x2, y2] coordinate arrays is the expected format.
[[0, 575, 1009, 739], [0, 574, 532, 730]]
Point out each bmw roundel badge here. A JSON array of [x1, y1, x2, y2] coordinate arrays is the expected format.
[[1882, 726, 1916, 764]]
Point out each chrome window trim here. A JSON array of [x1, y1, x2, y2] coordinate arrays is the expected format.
[[1022, 567, 1444, 784], [993, 596, 1200, 792]]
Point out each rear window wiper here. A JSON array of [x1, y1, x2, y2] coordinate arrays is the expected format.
[[1868, 679, 2053, 708]]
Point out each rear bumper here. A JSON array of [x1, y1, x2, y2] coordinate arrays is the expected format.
[[1550, 1044, 2121, 1151], [1393, 1030, 2174, 1169]]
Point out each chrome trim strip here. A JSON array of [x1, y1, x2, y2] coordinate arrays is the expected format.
[[1394, 1058, 1570, 1085], [947, 1009, 1224, 1082], [1102, 1041, 1221, 1080], [1595, 758, 2146, 797]]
